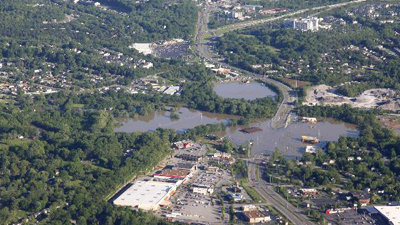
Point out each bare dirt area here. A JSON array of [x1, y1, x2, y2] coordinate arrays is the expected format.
[[378, 114, 400, 130], [304, 85, 400, 110], [280, 77, 309, 88]]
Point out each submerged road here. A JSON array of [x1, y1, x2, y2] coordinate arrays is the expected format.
[[195, 3, 294, 129], [195, 0, 366, 129], [194, 1, 367, 224]]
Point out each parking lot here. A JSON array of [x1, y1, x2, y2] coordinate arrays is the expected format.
[[163, 168, 231, 224], [172, 192, 224, 224], [153, 42, 191, 59]]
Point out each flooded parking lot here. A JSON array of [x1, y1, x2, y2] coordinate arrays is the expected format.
[[115, 107, 358, 157], [224, 118, 359, 158], [213, 82, 276, 100]]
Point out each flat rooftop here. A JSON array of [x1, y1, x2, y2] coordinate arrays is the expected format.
[[243, 210, 269, 219], [113, 180, 176, 211], [374, 206, 400, 225], [156, 169, 190, 178]]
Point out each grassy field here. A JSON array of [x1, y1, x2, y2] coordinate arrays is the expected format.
[[70, 103, 85, 108], [242, 183, 265, 203]]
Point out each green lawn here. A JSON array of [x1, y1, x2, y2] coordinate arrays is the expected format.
[[70, 103, 84, 108], [242, 183, 265, 203]]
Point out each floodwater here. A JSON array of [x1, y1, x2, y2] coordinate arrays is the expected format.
[[115, 107, 238, 133], [115, 107, 359, 158], [213, 82, 276, 100], [223, 118, 359, 159]]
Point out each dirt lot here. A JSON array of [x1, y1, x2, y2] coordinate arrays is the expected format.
[[304, 85, 400, 111], [280, 77, 309, 88]]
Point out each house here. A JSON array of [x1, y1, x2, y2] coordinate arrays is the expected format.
[[299, 188, 318, 196], [242, 210, 271, 223], [349, 192, 371, 206], [305, 146, 318, 154]]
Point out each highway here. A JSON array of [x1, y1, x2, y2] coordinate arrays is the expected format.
[[195, 3, 294, 129], [248, 159, 315, 225], [194, 1, 367, 224], [194, 0, 366, 129], [212, 0, 366, 35]]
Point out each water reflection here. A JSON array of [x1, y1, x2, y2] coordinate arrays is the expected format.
[[213, 82, 276, 100], [222, 119, 359, 159], [115, 108, 359, 157], [115, 107, 238, 133]]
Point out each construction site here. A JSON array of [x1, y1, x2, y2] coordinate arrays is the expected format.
[[304, 85, 400, 111]]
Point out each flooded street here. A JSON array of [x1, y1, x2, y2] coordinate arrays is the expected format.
[[115, 107, 359, 158], [223, 118, 359, 158], [213, 82, 276, 100]]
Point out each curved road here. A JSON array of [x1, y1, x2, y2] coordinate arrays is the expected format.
[[194, 0, 366, 129], [195, 4, 294, 129], [194, 1, 367, 224]]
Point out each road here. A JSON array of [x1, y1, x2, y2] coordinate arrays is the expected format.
[[248, 159, 315, 225], [212, 0, 366, 35], [195, 3, 294, 129], [194, 1, 367, 223], [194, 0, 366, 129]]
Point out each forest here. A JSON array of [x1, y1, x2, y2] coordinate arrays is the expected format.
[[287, 105, 400, 201], [0, 0, 198, 88], [0, 90, 231, 224], [216, 8, 400, 94]]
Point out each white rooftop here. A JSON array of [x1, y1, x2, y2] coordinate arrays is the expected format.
[[113, 180, 176, 211], [130, 43, 152, 55], [374, 206, 400, 225]]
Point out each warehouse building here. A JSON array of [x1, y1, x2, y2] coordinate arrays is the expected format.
[[369, 206, 400, 225], [153, 169, 191, 180], [113, 180, 177, 211], [242, 210, 271, 223]]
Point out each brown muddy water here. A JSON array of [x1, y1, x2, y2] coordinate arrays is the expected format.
[[115, 107, 359, 158], [213, 82, 276, 100]]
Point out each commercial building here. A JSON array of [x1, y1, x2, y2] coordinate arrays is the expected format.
[[299, 188, 318, 196], [213, 152, 232, 159], [154, 169, 191, 180], [285, 17, 320, 31], [241, 205, 258, 212], [173, 140, 194, 149], [113, 181, 177, 211], [229, 193, 244, 202], [177, 154, 202, 162], [242, 210, 271, 223], [371, 206, 400, 225], [192, 184, 214, 195], [172, 163, 197, 172]]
